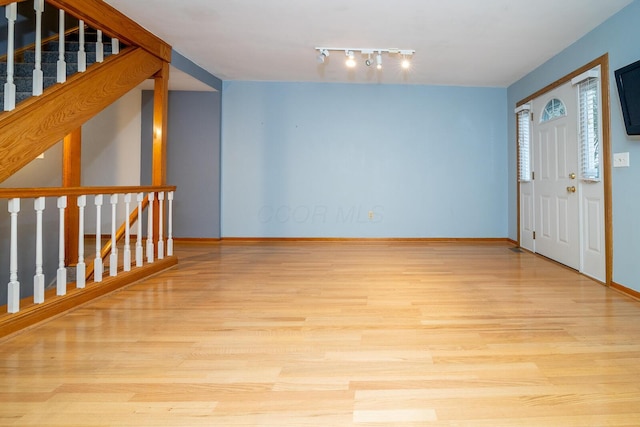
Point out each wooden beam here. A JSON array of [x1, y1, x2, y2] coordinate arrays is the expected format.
[[0, 185, 176, 198], [46, 0, 171, 62], [152, 62, 170, 187], [0, 0, 27, 6], [152, 63, 170, 252], [0, 47, 163, 183], [63, 128, 82, 266]]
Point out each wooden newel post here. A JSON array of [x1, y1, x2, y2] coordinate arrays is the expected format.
[[63, 128, 81, 266], [152, 62, 169, 256]]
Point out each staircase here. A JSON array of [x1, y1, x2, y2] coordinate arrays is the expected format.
[[0, 28, 119, 111], [0, 0, 176, 337]]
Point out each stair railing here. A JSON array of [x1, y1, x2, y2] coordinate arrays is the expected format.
[[0, 185, 176, 315], [3, 0, 126, 111], [1, 0, 149, 112], [84, 194, 150, 281]]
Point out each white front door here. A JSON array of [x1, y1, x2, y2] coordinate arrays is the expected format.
[[531, 82, 580, 270], [518, 66, 606, 282]]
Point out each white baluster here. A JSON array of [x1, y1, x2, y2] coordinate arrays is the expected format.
[[146, 192, 155, 264], [7, 198, 20, 313], [56, 9, 66, 83], [109, 194, 118, 277], [32, 0, 44, 96], [96, 29, 104, 63], [94, 195, 103, 282], [57, 196, 67, 295], [123, 193, 132, 271], [111, 37, 119, 55], [33, 197, 45, 304], [4, 3, 17, 111], [157, 192, 164, 260], [76, 195, 86, 288], [135, 193, 144, 267], [77, 20, 86, 72], [167, 191, 174, 256]]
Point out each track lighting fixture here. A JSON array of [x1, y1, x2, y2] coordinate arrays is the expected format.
[[315, 47, 415, 71], [400, 50, 412, 70], [316, 48, 330, 63], [365, 55, 372, 67], [345, 50, 356, 68]]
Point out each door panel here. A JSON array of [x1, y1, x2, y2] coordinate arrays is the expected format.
[[558, 197, 570, 244], [582, 184, 605, 281], [520, 189, 534, 251], [532, 82, 580, 270]]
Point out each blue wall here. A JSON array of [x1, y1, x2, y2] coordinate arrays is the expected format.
[[141, 90, 222, 238], [222, 82, 507, 238], [507, 0, 640, 292]]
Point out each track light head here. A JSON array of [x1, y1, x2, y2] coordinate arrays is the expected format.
[[376, 52, 383, 70], [316, 49, 330, 64], [400, 50, 412, 70], [345, 50, 356, 68]]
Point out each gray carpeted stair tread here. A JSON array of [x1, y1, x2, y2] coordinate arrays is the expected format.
[[0, 27, 121, 110]]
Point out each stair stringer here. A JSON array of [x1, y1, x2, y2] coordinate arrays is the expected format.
[[0, 46, 163, 183]]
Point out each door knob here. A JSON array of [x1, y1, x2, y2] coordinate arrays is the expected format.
[[569, 173, 576, 179], [567, 186, 576, 193]]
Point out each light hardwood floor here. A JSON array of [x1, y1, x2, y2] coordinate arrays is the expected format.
[[2, 241, 640, 426]]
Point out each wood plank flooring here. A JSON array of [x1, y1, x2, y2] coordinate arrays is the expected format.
[[1, 241, 640, 426]]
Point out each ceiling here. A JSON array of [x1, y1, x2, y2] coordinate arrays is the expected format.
[[105, 0, 633, 87]]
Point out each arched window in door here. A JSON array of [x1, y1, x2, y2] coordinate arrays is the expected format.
[[540, 98, 567, 122]]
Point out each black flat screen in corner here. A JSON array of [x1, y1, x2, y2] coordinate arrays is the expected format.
[[615, 59, 640, 135]]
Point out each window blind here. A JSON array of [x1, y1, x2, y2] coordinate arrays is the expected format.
[[516, 106, 531, 182], [578, 77, 600, 181]]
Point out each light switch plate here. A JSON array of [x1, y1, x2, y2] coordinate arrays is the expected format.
[[613, 152, 630, 168]]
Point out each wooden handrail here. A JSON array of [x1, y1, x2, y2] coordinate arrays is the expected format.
[[85, 194, 150, 280], [0, 0, 27, 6], [0, 185, 176, 199]]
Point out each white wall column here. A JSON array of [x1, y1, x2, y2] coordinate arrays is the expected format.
[[76, 195, 86, 288], [96, 29, 104, 63], [33, 197, 45, 304], [32, 0, 45, 95], [56, 9, 66, 83], [109, 194, 118, 276], [136, 192, 143, 267], [123, 193, 132, 271], [57, 196, 67, 295], [93, 195, 103, 282], [77, 20, 86, 72], [111, 37, 119, 54], [157, 192, 164, 260], [167, 191, 174, 256], [4, 3, 17, 111], [146, 192, 154, 263], [7, 198, 20, 313]]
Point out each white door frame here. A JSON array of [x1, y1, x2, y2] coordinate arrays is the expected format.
[[516, 55, 612, 285]]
